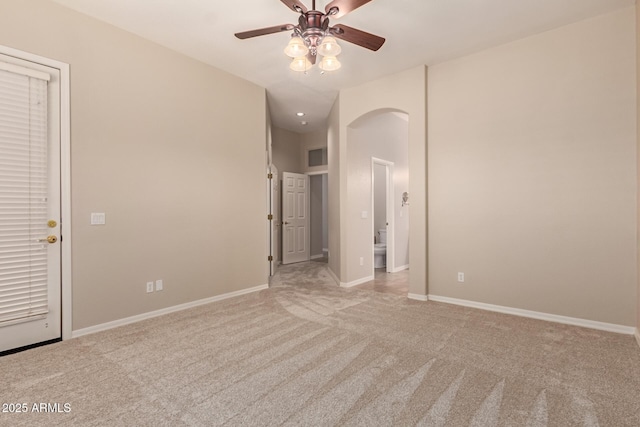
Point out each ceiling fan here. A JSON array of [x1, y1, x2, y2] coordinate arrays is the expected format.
[[235, 0, 385, 71]]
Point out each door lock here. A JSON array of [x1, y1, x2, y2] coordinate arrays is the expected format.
[[47, 220, 57, 228], [38, 235, 58, 244]]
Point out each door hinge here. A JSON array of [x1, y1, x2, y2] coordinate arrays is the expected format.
[[267, 173, 273, 179], [268, 255, 274, 261], [268, 214, 273, 220]]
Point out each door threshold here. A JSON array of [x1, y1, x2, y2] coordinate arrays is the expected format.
[[0, 338, 62, 358]]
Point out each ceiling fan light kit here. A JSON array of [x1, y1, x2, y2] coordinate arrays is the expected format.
[[319, 55, 341, 71], [235, 0, 384, 72], [317, 36, 342, 56], [284, 36, 309, 58], [290, 56, 313, 72]]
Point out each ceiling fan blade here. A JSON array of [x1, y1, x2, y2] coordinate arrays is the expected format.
[[325, 0, 373, 19], [235, 24, 295, 40], [280, 0, 308, 14], [330, 24, 385, 51]]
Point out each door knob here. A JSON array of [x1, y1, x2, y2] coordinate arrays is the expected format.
[[38, 235, 58, 244], [284, 221, 290, 225]]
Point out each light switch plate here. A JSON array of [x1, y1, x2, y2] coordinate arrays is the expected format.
[[90, 213, 106, 225], [91, 212, 107, 225]]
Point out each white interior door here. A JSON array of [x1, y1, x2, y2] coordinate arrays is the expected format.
[[0, 58, 61, 353], [282, 172, 309, 265]]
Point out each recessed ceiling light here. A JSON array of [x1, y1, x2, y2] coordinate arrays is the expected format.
[[301, 121, 308, 126], [296, 112, 305, 117]]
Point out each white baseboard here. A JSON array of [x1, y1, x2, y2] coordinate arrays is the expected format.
[[635, 329, 640, 349], [310, 254, 324, 260], [326, 267, 340, 286], [392, 264, 409, 273], [340, 275, 374, 288], [428, 294, 636, 335], [72, 284, 269, 338], [408, 293, 428, 302]]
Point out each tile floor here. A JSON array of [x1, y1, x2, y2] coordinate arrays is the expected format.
[[353, 268, 409, 296], [307, 258, 409, 296]]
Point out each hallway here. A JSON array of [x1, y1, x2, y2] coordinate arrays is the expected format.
[[276, 260, 409, 297]]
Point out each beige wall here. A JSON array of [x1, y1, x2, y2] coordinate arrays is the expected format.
[[271, 126, 303, 175], [346, 112, 410, 278], [270, 127, 329, 264], [327, 99, 341, 277], [338, 67, 428, 293], [309, 174, 325, 257], [300, 129, 328, 174], [637, 3, 640, 337], [0, 0, 268, 330], [429, 8, 637, 326], [270, 126, 302, 263]]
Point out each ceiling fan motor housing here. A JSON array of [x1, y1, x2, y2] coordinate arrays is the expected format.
[[297, 11, 331, 54]]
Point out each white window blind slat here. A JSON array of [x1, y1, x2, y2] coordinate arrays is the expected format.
[[0, 68, 50, 325]]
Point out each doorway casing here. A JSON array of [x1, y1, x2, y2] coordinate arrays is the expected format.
[[0, 44, 72, 341], [372, 157, 394, 275]]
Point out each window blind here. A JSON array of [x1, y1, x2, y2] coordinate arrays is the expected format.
[[0, 66, 50, 325]]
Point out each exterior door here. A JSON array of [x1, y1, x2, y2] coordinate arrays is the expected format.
[[0, 57, 61, 353], [282, 172, 309, 264]]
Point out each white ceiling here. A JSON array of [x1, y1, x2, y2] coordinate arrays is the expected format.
[[52, 0, 634, 133]]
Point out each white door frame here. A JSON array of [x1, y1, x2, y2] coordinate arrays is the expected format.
[[371, 158, 394, 274], [307, 170, 328, 261], [0, 45, 72, 342], [267, 164, 279, 277]]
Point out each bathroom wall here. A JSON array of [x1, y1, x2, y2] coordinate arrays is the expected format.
[[346, 111, 410, 280], [373, 163, 387, 243]]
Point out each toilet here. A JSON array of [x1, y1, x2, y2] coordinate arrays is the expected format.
[[374, 229, 387, 269]]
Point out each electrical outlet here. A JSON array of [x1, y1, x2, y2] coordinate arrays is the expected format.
[[155, 279, 163, 291], [146, 281, 154, 293], [457, 272, 465, 283], [360, 257, 364, 266]]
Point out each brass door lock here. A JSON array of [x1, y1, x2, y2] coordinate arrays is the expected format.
[[48, 220, 57, 228], [39, 236, 58, 244]]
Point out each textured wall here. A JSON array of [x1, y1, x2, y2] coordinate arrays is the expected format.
[[0, 0, 268, 330], [636, 3, 640, 338], [346, 112, 410, 279], [339, 67, 428, 292], [428, 8, 636, 325]]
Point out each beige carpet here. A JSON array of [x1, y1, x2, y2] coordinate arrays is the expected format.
[[1, 261, 639, 426]]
